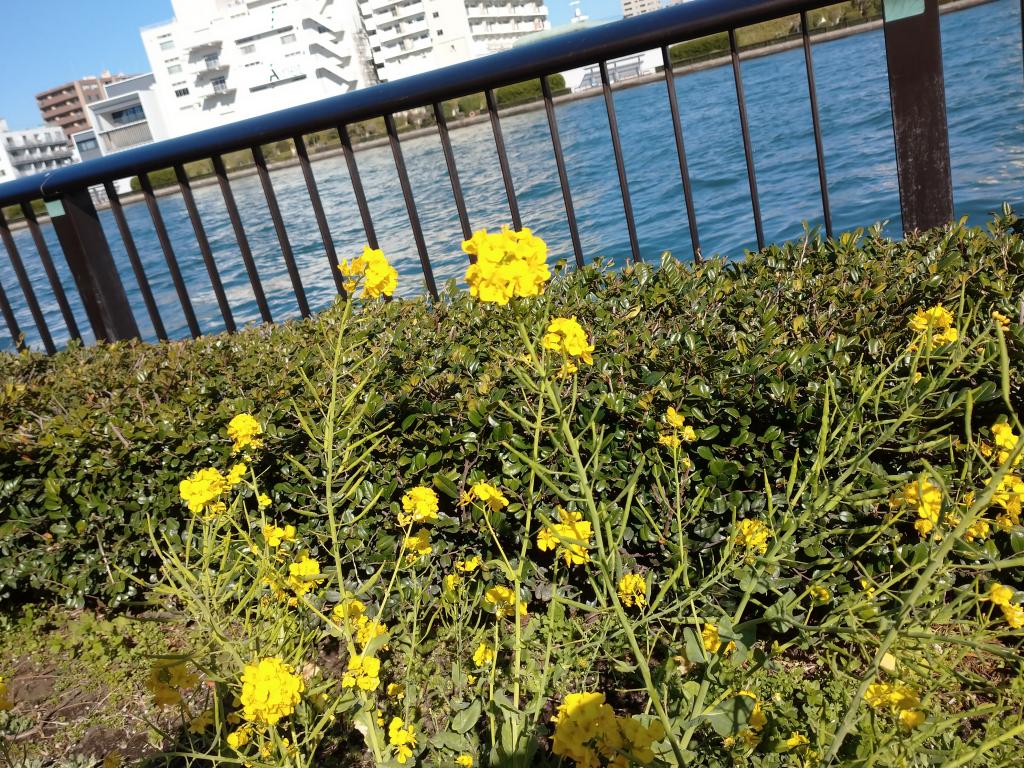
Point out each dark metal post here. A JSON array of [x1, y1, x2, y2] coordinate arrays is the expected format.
[[47, 188, 139, 342], [882, 0, 953, 232]]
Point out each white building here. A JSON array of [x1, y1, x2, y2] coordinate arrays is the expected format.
[[0, 119, 73, 182], [140, 0, 373, 138], [360, 0, 549, 83]]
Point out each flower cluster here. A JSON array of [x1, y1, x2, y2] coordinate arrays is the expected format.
[[463, 227, 550, 305], [338, 246, 398, 299], [542, 317, 595, 377], [864, 681, 925, 729], [987, 583, 1024, 628], [227, 413, 263, 454], [551, 692, 665, 767], [893, 476, 945, 538], [537, 506, 593, 566], [342, 654, 382, 691], [239, 657, 304, 726], [722, 690, 768, 749], [908, 304, 958, 348], [0, 676, 11, 711], [484, 584, 526, 620], [388, 717, 417, 764], [701, 622, 735, 656], [467, 481, 509, 512], [399, 486, 440, 526], [179, 467, 229, 518], [659, 406, 697, 449], [617, 573, 647, 609], [263, 523, 296, 548], [734, 519, 771, 560], [333, 595, 390, 648], [992, 421, 1022, 467], [147, 660, 198, 707], [472, 642, 495, 668]]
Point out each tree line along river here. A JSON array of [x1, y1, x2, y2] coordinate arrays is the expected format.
[[1, 0, 1022, 352]]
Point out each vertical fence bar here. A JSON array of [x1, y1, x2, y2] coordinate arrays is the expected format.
[[799, 12, 833, 239], [882, 0, 953, 232], [294, 136, 347, 296], [0, 209, 55, 353], [599, 61, 642, 263], [432, 102, 473, 242], [485, 89, 522, 230], [211, 155, 272, 325], [47, 188, 139, 343], [20, 202, 81, 341], [338, 125, 379, 250], [103, 181, 167, 341], [385, 114, 439, 300], [175, 164, 236, 333], [252, 144, 310, 318], [729, 29, 766, 251], [139, 173, 201, 338], [0, 274, 23, 351], [660, 45, 702, 261], [541, 75, 584, 268]]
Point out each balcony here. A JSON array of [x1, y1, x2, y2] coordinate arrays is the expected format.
[[193, 57, 231, 76], [380, 17, 428, 40], [98, 120, 153, 152]]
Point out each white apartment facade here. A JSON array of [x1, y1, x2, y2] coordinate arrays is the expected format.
[[360, 0, 549, 83], [140, 0, 373, 138], [0, 119, 73, 182]]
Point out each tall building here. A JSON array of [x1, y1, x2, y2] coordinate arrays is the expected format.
[[0, 119, 74, 182], [360, 0, 549, 83], [35, 72, 131, 139], [620, 0, 660, 17], [140, 0, 371, 138]]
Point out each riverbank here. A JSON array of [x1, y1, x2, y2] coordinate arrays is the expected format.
[[3, 0, 995, 233]]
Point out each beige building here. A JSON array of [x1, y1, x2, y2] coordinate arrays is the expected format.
[[35, 72, 130, 139], [620, 0, 660, 16]]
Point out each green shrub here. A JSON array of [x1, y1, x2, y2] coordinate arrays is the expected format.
[[1, 213, 1023, 614]]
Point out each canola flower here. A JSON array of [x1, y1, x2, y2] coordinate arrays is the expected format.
[[227, 413, 263, 454], [864, 682, 925, 729], [785, 733, 810, 750], [399, 486, 440, 526], [536, 506, 593, 566], [701, 622, 735, 656], [456, 555, 482, 573], [809, 585, 831, 604], [0, 676, 11, 711], [661, 406, 697, 445], [469, 481, 509, 512], [404, 528, 433, 562], [387, 683, 406, 701], [189, 708, 215, 735], [456, 755, 474, 767], [227, 724, 253, 750], [484, 584, 526, 620], [986, 582, 1024, 628], [617, 573, 647, 609], [388, 717, 418, 765], [986, 471, 1023, 531], [542, 317, 595, 377], [444, 573, 463, 593], [992, 310, 1012, 331], [908, 304, 958, 348], [257, 493, 272, 510], [992, 421, 1022, 467], [473, 642, 495, 668], [892, 476, 945, 538], [463, 227, 550, 305], [342, 654, 382, 691], [286, 554, 322, 599], [734, 518, 771, 560], [338, 246, 398, 299], [263, 523, 296, 548], [738, 690, 768, 732], [239, 657, 304, 726], [179, 467, 228, 518], [550, 692, 665, 768], [147, 660, 198, 707]]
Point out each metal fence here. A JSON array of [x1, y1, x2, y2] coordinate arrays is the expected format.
[[0, 0, 1012, 354]]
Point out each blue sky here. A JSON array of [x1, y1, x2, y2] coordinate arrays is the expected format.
[[0, 0, 621, 131]]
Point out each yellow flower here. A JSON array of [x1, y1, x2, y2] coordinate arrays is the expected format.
[[226, 461, 248, 488], [736, 691, 767, 731], [899, 709, 926, 729], [0, 676, 11, 711], [473, 642, 495, 668], [339, 246, 398, 299], [551, 692, 665, 768], [226, 725, 253, 749], [701, 622, 735, 655], [809, 585, 831, 603], [987, 583, 1016, 608], [444, 573, 463, 593], [680, 425, 697, 442], [388, 717, 418, 765], [456, 555, 482, 572], [536, 507, 592, 567], [387, 683, 406, 701], [785, 732, 810, 750], [658, 433, 681, 449], [239, 657, 304, 725], [993, 422, 1022, 466], [992, 310, 1012, 331], [287, 554, 322, 598], [400, 486, 440, 526], [617, 573, 647, 609], [463, 227, 550, 305], [189, 708, 215, 734], [989, 472, 1024, 530], [908, 305, 954, 333], [735, 518, 771, 558], [179, 467, 228, 518], [484, 585, 526, 619], [893, 476, 944, 538], [542, 317, 595, 365], [332, 596, 367, 623], [263, 523, 296, 548], [227, 413, 263, 453], [456, 755, 474, 767], [864, 681, 923, 728], [341, 654, 381, 691], [404, 528, 432, 562], [355, 617, 389, 648], [665, 407, 685, 429], [557, 360, 579, 378], [147, 660, 198, 707], [257, 493, 272, 510], [1003, 602, 1024, 628], [469, 482, 509, 512]]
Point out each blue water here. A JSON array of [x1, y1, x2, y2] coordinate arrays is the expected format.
[[2, 0, 1022, 352]]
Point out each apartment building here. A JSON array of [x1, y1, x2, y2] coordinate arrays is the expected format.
[[35, 72, 131, 139], [360, 0, 549, 83], [620, 0, 660, 16], [0, 119, 73, 182], [140, 0, 372, 138]]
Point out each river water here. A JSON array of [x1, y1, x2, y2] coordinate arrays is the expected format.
[[2, 0, 1022, 352]]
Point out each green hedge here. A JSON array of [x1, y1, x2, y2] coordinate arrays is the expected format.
[[1, 212, 1022, 609]]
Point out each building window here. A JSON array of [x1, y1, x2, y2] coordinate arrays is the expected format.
[[168, 64, 182, 74], [437, 28, 443, 35], [175, 87, 190, 97], [241, 44, 256, 54], [76, 137, 98, 152], [433, 10, 440, 16], [160, 39, 175, 50], [281, 33, 297, 44], [109, 104, 145, 125]]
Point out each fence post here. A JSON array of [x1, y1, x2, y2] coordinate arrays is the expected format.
[[46, 188, 140, 342], [882, 0, 954, 233]]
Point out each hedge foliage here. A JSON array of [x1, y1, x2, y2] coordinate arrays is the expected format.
[[1, 212, 1023, 613]]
